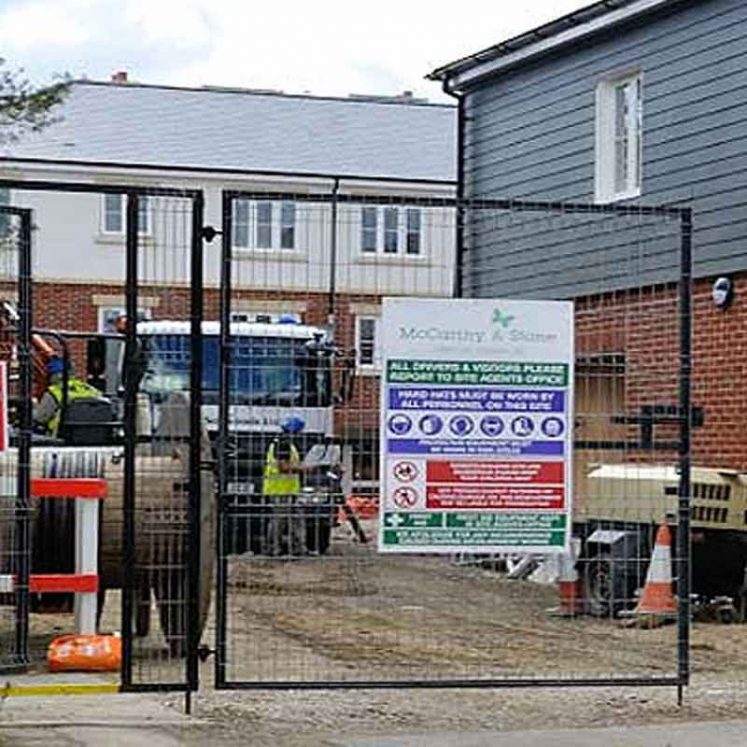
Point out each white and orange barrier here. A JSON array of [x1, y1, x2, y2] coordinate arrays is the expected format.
[[0, 477, 107, 635]]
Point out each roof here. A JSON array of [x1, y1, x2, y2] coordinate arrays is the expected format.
[[138, 320, 327, 340], [430, 0, 686, 91], [2, 81, 456, 183]]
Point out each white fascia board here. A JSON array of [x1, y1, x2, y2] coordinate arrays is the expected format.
[[446, 0, 674, 92], [0, 158, 455, 196]]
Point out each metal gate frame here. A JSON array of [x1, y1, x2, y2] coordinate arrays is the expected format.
[[0, 205, 33, 673], [0, 181, 205, 702], [213, 191, 692, 699]]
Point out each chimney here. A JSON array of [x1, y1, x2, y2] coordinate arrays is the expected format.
[[111, 70, 128, 84]]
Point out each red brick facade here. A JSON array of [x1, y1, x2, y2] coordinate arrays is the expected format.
[[26, 280, 382, 438], [576, 273, 747, 471]]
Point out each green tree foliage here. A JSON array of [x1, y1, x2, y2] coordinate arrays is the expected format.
[[0, 59, 70, 144]]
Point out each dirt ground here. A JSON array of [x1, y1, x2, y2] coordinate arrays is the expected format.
[[7, 519, 747, 745]]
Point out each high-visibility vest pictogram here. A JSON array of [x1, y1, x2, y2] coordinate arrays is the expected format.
[[47, 378, 103, 436], [262, 440, 301, 497]]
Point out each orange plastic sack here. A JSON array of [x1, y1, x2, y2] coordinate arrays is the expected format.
[[47, 634, 122, 673]]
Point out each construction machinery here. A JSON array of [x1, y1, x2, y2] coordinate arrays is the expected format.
[[0, 309, 360, 653], [576, 463, 747, 618], [132, 318, 359, 556]]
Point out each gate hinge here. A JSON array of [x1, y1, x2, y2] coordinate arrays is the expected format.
[[197, 645, 215, 662], [201, 225, 221, 243]]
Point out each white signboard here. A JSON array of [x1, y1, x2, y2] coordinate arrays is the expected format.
[[379, 298, 574, 554]]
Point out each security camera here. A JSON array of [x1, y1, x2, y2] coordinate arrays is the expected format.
[[712, 277, 734, 310]]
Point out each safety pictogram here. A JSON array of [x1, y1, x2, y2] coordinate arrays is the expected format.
[[393, 461, 419, 482], [392, 486, 418, 508]]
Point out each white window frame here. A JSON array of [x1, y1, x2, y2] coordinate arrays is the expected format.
[[100, 194, 151, 235], [229, 311, 301, 324], [595, 71, 643, 204], [355, 315, 381, 373], [232, 199, 298, 251], [358, 206, 423, 256]]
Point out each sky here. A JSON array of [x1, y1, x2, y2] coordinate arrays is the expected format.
[[0, 0, 592, 102]]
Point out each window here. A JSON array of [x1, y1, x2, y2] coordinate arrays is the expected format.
[[361, 207, 378, 252], [0, 188, 10, 239], [355, 315, 380, 371], [383, 207, 398, 253], [256, 201, 273, 248], [233, 199, 250, 248], [595, 72, 642, 203], [101, 194, 150, 234], [406, 208, 421, 255], [232, 199, 297, 250], [280, 202, 295, 249], [359, 206, 422, 255]]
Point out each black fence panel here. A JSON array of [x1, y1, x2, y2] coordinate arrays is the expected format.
[[0, 206, 32, 674], [213, 192, 691, 694], [0, 182, 205, 704]]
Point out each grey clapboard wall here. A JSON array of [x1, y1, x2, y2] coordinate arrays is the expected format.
[[461, 0, 747, 299]]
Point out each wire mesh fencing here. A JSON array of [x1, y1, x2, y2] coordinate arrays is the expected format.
[[0, 207, 30, 674], [0, 186, 204, 691], [214, 192, 692, 689]]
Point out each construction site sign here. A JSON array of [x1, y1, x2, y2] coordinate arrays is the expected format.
[[379, 298, 574, 554]]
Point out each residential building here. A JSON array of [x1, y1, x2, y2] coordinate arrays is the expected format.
[[431, 0, 747, 471], [0, 77, 457, 481]]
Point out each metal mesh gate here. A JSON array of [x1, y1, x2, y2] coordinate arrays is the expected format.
[[0, 206, 32, 674], [214, 192, 692, 691], [0, 183, 205, 698]]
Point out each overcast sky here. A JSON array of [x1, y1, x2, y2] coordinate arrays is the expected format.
[[0, 0, 591, 101]]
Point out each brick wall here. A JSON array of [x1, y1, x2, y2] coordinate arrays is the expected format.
[[576, 273, 747, 470], [24, 280, 383, 434]]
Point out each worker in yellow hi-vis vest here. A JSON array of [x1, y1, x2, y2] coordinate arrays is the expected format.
[[33, 357, 101, 437], [263, 416, 308, 556]]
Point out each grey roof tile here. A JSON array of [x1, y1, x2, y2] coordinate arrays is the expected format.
[[3, 82, 456, 182]]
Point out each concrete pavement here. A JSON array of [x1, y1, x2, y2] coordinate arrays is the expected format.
[[339, 720, 747, 746]]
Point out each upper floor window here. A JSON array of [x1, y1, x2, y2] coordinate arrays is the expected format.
[[595, 72, 642, 203], [232, 199, 297, 251], [101, 194, 151, 235], [359, 206, 422, 256]]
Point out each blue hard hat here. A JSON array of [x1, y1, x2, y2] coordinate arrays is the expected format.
[[47, 357, 65, 376], [281, 417, 305, 434]]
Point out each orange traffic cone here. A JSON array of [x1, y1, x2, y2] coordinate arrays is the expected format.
[[547, 541, 583, 617], [634, 522, 677, 616], [557, 551, 582, 616]]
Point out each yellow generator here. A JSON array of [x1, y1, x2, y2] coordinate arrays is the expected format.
[[575, 464, 747, 617]]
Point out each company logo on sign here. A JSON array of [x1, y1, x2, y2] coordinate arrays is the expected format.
[[492, 308, 515, 329], [397, 315, 559, 348]]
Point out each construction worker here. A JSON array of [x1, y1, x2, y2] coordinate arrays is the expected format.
[[33, 356, 102, 437], [263, 416, 307, 556]]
